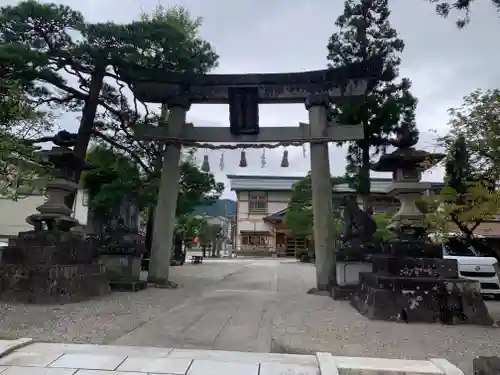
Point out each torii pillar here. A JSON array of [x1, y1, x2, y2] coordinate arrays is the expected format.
[[306, 93, 336, 291], [148, 99, 190, 286]]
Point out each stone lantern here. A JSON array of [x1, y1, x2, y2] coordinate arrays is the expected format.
[[371, 124, 444, 240], [0, 131, 110, 304], [350, 125, 493, 325]]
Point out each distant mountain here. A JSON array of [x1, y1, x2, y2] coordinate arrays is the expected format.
[[193, 198, 236, 218]]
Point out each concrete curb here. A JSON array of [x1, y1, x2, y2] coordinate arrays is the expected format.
[[0, 338, 33, 358], [430, 358, 465, 375], [316, 352, 340, 375], [315, 352, 465, 375]]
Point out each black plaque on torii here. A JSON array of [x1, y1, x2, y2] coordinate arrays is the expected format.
[[228, 87, 259, 135]]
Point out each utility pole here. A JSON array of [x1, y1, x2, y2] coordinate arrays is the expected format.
[[224, 200, 233, 259]]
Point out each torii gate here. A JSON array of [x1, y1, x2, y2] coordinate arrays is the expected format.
[[122, 60, 379, 291]]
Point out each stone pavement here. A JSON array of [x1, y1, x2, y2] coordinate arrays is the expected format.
[[113, 258, 279, 351], [0, 338, 464, 375], [0, 259, 500, 374]]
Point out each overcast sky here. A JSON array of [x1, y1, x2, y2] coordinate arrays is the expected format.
[[5, 0, 499, 199]]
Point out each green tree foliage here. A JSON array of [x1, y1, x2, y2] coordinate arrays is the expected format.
[[0, 74, 53, 199], [175, 215, 207, 244], [82, 145, 143, 226], [429, 90, 500, 241], [0, 0, 219, 194], [425, 135, 500, 244], [143, 149, 223, 257], [373, 212, 396, 241], [440, 89, 500, 183], [1, 2, 223, 258], [428, 0, 500, 28], [140, 3, 203, 38], [93, 5, 219, 182], [284, 173, 345, 238], [198, 222, 223, 257], [177, 156, 225, 217], [284, 174, 314, 239], [83, 145, 224, 230], [327, 0, 418, 209]]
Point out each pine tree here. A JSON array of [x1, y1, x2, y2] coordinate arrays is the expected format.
[[327, 0, 419, 210], [429, 0, 500, 28]]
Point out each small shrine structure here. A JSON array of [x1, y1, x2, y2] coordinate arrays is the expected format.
[[121, 61, 381, 290]]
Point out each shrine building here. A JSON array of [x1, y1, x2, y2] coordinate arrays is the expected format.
[[228, 174, 444, 257]]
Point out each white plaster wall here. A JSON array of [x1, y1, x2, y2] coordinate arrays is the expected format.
[[237, 219, 273, 232], [268, 191, 291, 205], [0, 189, 89, 239], [237, 191, 290, 219], [72, 189, 89, 225], [0, 195, 45, 237]]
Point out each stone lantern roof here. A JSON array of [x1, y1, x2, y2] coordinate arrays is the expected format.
[[371, 148, 445, 172], [371, 123, 445, 172]]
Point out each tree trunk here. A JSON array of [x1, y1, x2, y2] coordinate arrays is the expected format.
[[144, 142, 164, 260], [173, 235, 183, 263], [359, 142, 371, 212], [65, 68, 106, 209], [145, 208, 155, 259], [464, 232, 475, 249]]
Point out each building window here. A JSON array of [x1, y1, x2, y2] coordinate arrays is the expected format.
[[242, 234, 269, 247], [248, 191, 267, 214]]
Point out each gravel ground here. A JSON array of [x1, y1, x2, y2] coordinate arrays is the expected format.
[[0, 259, 499, 374], [0, 261, 249, 344], [272, 262, 500, 375]]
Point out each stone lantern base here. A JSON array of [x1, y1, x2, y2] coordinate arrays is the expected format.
[[350, 254, 493, 325], [0, 230, 110, 304]]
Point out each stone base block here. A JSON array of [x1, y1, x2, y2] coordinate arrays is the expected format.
[[331, 285, 357, 300], [100, 255, 142, 282], [109, 280, 147, 292], [147, 276, 178, 289], [474, 357, 500, 375], [0, 264, 110, 304], [306, 288, 330, 296], [336, 260, 372, 286], [351, 280, 493, 325], [371, 255, 459, 278], [2, 230, 98, 265]]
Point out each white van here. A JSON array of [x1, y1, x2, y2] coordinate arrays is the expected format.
[[430, 233, 500, 298]]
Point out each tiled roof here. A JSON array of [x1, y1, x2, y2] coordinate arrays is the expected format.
[[227, 174, 444, 193], [263, 208, 288, 222]]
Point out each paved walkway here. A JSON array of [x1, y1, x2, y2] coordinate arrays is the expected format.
[[0, 259, 500, 374], [0, 338, 463, 375], [114, 259, 279, 351]]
